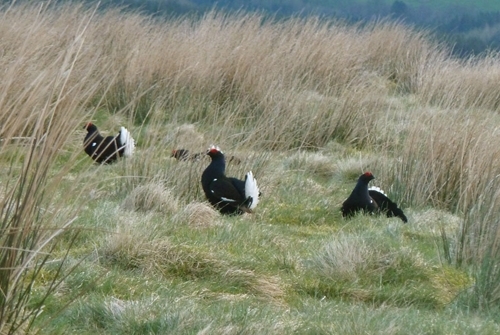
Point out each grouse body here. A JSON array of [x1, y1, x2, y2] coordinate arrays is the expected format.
[[201, 145, 259, 215], [83, 123, 135, 164], [172, 148, 241, 164], [171, 149, 203, 162], [341, 172, 407, 223]]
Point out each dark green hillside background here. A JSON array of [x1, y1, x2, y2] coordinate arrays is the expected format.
[[80, 0, 500, 57]]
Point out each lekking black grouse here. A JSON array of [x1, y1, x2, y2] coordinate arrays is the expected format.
[[171, 149, 204, 162], [341, 172, 407, 223], [83, 122, 135, 164], [172, 148, 242, 164], [201, 145, 259, 215]]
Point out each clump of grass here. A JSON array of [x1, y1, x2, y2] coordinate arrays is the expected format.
[[104, 232, 174, 274], [173, 202, 220, 229], [378, 109, 500, 211], [308, 236, 374, 282], [333, 154, 380, 181], [439, 176, 500, 311], [302, 233, 467, 309], [101, 211, 221, 279], [121, 182, 179, 214], [165, 124, 206, 152], [222, 269, 286, 305]]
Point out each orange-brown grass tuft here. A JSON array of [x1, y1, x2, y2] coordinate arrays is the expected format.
[[173, 202, 221, 229], [222, 269, 286, 306]]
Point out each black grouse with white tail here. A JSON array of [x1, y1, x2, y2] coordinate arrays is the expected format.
[[201, 145, 259, 215], [341, 171, 407, 223], [83, 122, 135, 164]]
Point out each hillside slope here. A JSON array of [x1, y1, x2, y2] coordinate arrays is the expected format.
[[1, 3, 500, 334]]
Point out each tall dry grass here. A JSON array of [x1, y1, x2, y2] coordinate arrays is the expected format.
[[370, 55, 500, 309], [56, 10, 446, 150], [0, 3, 131, 333]]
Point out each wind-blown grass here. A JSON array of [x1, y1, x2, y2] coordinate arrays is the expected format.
[[1, 2, 500, 333]]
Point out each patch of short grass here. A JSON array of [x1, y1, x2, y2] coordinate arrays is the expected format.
[[299, 230, 471, 309]]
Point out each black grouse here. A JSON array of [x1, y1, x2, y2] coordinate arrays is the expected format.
[[83, 122, 135, 164], [341, 171, 407, 223], [172, 148, 241, 165], [201, 145, 259, 215], [171, 149, 204, 162]]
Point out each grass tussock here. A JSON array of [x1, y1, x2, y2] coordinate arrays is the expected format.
[[222, 269, 286, 305], [173, 202, 221, 229], [304, 233, 469, 309], [309, 236, 374, 282], [166, 124, 207, 152], [102, 212, 218, 279], [121, 182, 179, 214]]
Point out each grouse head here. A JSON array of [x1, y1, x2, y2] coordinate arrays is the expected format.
[[171, 149, 189, 160], [359, 171, 375, 183], [206, 145, 224, 159], [84, 122, 97, 132]]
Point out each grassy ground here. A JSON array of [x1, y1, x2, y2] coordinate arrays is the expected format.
[[1, 2, 500, 334]]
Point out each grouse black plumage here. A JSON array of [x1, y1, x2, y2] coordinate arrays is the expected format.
[[83, 122, 135, 164], [341, 172, 407, 223], [172, 148, 241, 165], [201, 145, 259, 215], [171, 149, 204, 162]]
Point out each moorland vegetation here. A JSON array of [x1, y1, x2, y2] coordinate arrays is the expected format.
[[1, 2, 500, 334]]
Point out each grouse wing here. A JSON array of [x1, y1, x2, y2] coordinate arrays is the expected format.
[[368, 189, 407, 223]]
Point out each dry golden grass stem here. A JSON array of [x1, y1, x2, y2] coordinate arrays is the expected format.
[[0, 4, 127, 333]]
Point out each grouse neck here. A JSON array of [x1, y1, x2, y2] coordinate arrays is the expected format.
[[85, 127, 98, 141], [207, 155, 226, 176], [353, 179, 370, 196], [86, 124, 98, 133]]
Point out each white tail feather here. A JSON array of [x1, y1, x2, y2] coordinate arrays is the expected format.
[[368, 186, 386, 196], [245, 171, 260, 210], [120, 127, 135, 157]]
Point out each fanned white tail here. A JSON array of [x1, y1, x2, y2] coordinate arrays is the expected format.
[[120, 126, 135, 157], [368, 186, 386, 196], [245, 171, 260, 210]]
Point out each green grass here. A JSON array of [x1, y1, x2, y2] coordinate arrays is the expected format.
[[32, 138, 482, 333], [26, 130, 499, 332]]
